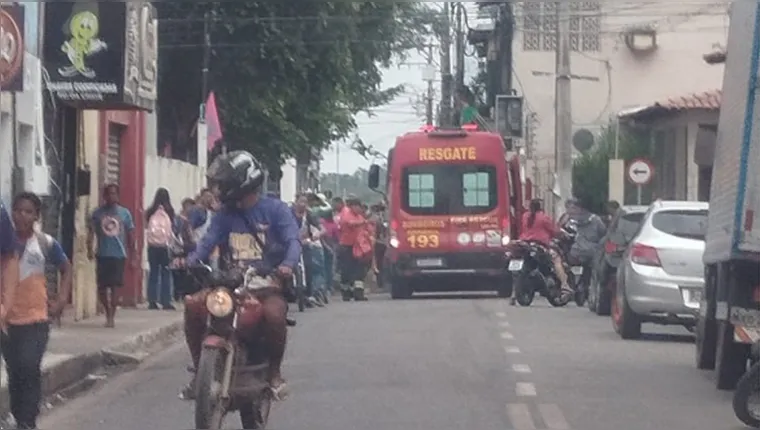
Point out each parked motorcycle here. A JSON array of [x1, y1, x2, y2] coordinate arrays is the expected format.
[[556, 219, 589, 307], [506, 240, 575, 307], [733, 341, 760, 428], [183, 265, 278, 430]]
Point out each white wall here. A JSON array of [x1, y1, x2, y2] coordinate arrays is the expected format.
[[143, 155, 206, 210], [513, 2, 729, 163]]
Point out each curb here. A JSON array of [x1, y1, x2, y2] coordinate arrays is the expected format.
[[0, 319, 184, 418]]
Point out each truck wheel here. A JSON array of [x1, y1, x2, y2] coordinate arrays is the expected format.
[[696, 312, 717, 370], [390, 278, 413, 300], [716, 321, 749, 390]]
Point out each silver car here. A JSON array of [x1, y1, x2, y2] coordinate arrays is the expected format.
[[612, 200, 709, 339]]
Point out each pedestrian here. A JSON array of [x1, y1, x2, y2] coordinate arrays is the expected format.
[[292, 193, 325, 307], [145, 188, 177, 310], [370, 201, 388, 288], [173, 198, 199, 301], [3, 192, 72, 429], [87, 184, 135, 328], [0, 201, 18, 332], [337, 196, 370, 301], [320, 211, 339, 295]]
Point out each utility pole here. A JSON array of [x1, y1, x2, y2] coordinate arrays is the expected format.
[[554, 1, 573, 217], [439, 2, 453, 127], [425, 44, 435, 125], [454, 2, 466, 117]]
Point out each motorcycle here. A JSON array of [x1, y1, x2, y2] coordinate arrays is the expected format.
[[733, 341, 760, 428], [555, 219, 589, 306], [183, 265, 278, 430], [506, 240, 575, 307]]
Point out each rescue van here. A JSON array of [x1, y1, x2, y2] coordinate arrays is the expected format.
[[368, 125, 524, 299]]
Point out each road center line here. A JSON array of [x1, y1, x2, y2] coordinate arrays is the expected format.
[[498, 321, 511, 327], [495, 311, 507, 318], [512, 364, 532, 373], [500, 331, 514, 340], [506, 403, 537, 430], [538, 404, 571, 429], [504, 346, 521, 354], [516, 382, 537, 397]]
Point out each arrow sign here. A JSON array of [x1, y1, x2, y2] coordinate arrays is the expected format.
[[627, 158, 654, 185]]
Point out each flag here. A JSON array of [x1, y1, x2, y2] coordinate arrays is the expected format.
[[205, 92, 223, 151]]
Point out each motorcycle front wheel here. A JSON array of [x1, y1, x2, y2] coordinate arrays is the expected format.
[[240, 391, 272, 429], [514, 275, 534, 307], [733, 362, 760, 428], [195, 348, 228, 430]]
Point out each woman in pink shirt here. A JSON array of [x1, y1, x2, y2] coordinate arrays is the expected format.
[[516, 199, 570, 301]]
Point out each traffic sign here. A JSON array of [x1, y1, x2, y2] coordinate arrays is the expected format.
[[627, 158, 654, 185]]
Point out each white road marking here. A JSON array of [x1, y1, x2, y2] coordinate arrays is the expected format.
[[512, 364, 532, 374], [516, 382, 537, 397], [495, 311, 507, 318], [504, 346, 521, 354], [506, 403, 537, 430], [498, 320, 511, 327], [539, 404, 571, 429], [500, 331, 514, 340]]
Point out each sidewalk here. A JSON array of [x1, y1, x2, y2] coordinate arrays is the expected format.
[[0, 307, 184, 417]]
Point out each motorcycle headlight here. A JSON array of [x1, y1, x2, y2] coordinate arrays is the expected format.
[[205, 288, 234, 318]]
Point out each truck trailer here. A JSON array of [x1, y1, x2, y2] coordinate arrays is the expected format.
[[697, 0, 760, 390]]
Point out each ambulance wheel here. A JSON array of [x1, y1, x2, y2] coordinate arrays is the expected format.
[[390, 278, 413, 300]]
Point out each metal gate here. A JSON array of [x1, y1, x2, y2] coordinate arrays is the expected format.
[[105, 125, 124, 185]]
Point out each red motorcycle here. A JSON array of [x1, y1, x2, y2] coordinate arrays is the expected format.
[[183, 265, 278, 429]]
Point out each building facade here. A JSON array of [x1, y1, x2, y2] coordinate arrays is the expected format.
[[512, 1, 729, 195]]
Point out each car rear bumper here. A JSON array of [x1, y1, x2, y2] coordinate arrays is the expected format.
[[388, 250, 509, 283], [624, 261, 704, 322]]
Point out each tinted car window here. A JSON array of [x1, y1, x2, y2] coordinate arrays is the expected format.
[[652, 209, 708, 240]]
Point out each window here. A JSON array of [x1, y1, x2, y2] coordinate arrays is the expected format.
[[401, 164, 498, 216], [522, 1, 601, 52], [652, 209, 709, 241], [407, 173, 435, 208]]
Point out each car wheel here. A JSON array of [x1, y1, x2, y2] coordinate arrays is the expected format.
[[611, 280, 642, 340]]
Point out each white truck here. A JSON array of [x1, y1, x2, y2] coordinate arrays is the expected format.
[[697, 0, 760, 390]]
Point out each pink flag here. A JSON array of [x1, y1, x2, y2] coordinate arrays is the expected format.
[[205, 92, 223, 151]]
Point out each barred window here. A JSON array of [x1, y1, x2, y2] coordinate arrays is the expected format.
[[522, 1, 601, 53]]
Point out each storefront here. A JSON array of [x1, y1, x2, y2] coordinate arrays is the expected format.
[[43, 1, 157, 308]]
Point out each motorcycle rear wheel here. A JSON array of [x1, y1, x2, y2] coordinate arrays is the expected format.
[[195, 348, 228, 430], [733, 362, 760, 428], [514, 276, 534, 307]]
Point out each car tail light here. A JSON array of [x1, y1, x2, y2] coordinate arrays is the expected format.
[[604, 240, 617, 253], [630, 243, 661, 267]]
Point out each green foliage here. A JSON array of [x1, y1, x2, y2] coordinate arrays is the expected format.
[[572, 124, 650, 213], [157, 2, 436, 166], [320, 166, 387, 204]]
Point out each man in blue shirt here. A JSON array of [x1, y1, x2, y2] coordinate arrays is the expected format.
[[87, 184, 135, 328], [0, 203, 18, 329], [186, 151, 301, 400]]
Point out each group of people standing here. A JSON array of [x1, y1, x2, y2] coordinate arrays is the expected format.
[[290, 191, 386, 305]]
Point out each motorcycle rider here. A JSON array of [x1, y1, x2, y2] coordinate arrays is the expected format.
[[182, 150, 301, 401], [513, 198, 571, 305], [565, 198, 607, 271]]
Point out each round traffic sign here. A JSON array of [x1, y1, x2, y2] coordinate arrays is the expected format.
[[627, 158, 654, 185]]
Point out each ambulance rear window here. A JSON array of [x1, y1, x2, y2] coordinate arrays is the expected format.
[[401, 164, 498, 216]]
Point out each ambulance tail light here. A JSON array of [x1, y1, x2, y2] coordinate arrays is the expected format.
[[389, 219, 400, 249], [500, 218, 511, 246]]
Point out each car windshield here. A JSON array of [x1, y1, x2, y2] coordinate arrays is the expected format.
[[401, 164, 498, 216], [651, 209, 709, 241]]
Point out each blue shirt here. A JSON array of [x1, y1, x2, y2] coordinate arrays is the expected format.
[[0, 204, 14, 257], [91, 205, 135, 258], [188, 207, 209, 230], [188, 197, 302, 272]]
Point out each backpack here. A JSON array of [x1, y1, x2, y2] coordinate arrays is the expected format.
[[147, 206, 173, 247]]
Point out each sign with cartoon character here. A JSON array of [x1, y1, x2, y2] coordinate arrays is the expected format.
[[43, 1, 157, 111], [0, 5, 25, 92]]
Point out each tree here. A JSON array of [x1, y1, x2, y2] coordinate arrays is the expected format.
[[156, 2, 437, 166], [572, 123, 650, 213]]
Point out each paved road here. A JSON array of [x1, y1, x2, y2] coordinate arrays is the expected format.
[[40, 294, 745, 430]]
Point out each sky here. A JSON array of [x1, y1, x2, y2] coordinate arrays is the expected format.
[[321, 3, 486, 174]]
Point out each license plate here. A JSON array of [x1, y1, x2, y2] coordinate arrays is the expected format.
[[571, 266, 584, 275], [416, 258, 443, 268], [508, 259, 524, 271]]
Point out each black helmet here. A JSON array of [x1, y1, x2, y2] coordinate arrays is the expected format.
[[207, 151, 265, 203]]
